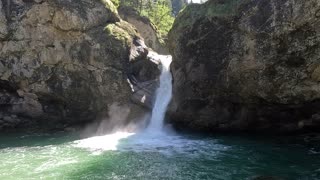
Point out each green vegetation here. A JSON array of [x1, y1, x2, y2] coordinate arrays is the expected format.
[[110, 0, 120, 7], [101, 0, 119, 14], [105, 21, 138, 47], [119, 0, 175, 38]]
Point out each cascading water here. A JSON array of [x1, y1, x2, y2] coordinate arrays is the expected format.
[[146, 54, 173, 133], [74, 53, 209, 154], [74, 53, 173, 152]]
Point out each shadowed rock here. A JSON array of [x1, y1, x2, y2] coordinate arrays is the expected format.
[[168, 0, 320, 133]]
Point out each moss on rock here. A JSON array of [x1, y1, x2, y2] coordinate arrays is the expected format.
[[0, 0, 153, 131]]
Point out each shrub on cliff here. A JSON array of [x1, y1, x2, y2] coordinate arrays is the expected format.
[[119, 0, 175, 39]]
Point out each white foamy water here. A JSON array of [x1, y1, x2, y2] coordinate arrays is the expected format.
[[73, 132, 135, 154]]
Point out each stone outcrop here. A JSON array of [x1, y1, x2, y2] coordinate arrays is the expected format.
[[0, 0, 8, 39], [0, 0, 159, 131], [168, 0, 320, 133], [118, 6, 169, 55]]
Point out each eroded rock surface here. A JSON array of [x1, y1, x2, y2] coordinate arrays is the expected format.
[[0, 0, 159, 131], [168, 0, 320, 133]]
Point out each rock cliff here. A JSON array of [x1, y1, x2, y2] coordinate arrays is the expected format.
[[0, 0, 158, 131], [118, 6, 169, 54], [168, 0, 320, 133]]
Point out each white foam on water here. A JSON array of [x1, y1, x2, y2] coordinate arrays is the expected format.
[[34, 158, 78, 173], [73, 132, 135, 154]]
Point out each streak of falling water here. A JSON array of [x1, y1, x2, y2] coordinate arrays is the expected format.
[[146, 54, 172, 134]]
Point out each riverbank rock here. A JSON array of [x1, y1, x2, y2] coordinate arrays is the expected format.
[[0, 0, 159, 131], [118, 6, 169, 54], [168, 0, 320, 133]]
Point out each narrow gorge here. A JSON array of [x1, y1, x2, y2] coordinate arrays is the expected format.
[[0, 0, 319, 179]]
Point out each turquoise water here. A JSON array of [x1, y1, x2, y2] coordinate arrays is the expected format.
[[0, 132, 319, 180]]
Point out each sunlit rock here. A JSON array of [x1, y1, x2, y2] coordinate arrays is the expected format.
[[0, 0, 157, 131]]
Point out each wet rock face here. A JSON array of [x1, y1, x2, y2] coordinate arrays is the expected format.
[[0, 0, 157, 131], [168, 0, 320, 133]]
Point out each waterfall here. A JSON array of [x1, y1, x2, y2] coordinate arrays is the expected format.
[[147, 54, 173, 133], [74, 53, 173, 152]]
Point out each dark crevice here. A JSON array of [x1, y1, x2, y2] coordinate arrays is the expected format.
[[0, 80, 18, 93]]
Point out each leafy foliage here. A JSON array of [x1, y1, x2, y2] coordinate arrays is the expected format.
[[110, 0, 120, 7], [119, 0, 175, 38]]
